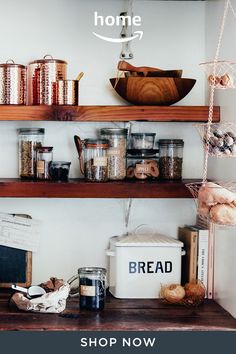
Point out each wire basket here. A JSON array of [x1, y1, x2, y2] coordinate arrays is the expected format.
[[195, 122, 236, 157], [186, 181, 236, 227], [200, 61, 236, 89]]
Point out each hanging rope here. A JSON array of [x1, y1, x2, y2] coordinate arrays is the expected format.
[[203, 0, 231, 182]]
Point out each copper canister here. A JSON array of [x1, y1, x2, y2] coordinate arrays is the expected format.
[[28, 54, 67, 105], [57, 80, 79, 105], [0, 60, 26, 105]]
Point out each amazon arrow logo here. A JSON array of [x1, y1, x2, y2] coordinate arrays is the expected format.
[[93, 30, 143, 43], [93, 11, 143, 43]]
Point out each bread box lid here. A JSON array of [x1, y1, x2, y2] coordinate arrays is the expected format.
[[114, 233, 183, 247]]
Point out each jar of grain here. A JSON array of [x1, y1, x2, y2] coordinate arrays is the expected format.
[[18, 128, 45, 178], [100, 128, 128, 180], [159, 139, 184, 180]]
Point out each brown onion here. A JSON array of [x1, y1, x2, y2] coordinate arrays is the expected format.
[[160, 284, 185, 303], [184, 281, 205, 305]]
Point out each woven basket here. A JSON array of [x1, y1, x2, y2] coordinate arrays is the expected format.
[[186, 181, 236, 227], [195, 122, 236, 157], [200, 61, 236, 89]]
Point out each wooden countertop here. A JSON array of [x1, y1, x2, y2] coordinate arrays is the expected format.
[[0, 291, 236, 331]]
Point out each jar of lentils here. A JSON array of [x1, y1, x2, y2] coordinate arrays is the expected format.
[[18, 128, 45, 178], [100, 128, 128, 180], [159, 139, 184, 180]]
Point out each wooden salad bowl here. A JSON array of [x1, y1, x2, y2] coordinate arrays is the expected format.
[[110, 77, 196, 105]]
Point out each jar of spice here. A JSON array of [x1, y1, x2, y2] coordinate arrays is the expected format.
[[159, 139, 184, 180], [18, 128, 45, 178], [126, 149, 159, 180], [100, 128, 128, 180], [74, 136, 109, 182], [36, 147, 53, 180]]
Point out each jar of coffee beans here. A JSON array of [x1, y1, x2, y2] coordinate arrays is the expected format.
[[159, 139, 184, 180], [18, 128, 45, 178], [100, 128, 128, 180]]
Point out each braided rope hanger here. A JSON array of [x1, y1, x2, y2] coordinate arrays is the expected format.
[[202, 0, 231, 182]]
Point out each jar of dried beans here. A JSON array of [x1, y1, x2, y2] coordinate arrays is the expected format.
[[18, 128, 45, 178], [159, 139, 184, 180], [100, 128, 128, 180]]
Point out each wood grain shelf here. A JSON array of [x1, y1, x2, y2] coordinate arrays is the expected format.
[[1, 291, 236, 331], [0, 105, 220, 122], [0, 179, 197, 198]]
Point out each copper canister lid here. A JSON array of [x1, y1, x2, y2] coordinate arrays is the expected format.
[[29, 54, 67, 65], [0, 59, 26, 68]]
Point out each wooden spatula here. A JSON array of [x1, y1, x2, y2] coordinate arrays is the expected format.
[[118, 60, 162, 72]]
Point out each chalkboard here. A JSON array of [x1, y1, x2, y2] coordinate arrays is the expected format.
[[0, 214, 32, 288]]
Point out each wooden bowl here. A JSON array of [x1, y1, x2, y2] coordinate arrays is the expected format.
[[124, 70, 183, 78], [110, 77, 196, 105]]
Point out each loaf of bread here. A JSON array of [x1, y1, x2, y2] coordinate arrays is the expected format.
[[198, 182, 236, 206], [198, 200, 210, 217], [210, 204, 236, 225]]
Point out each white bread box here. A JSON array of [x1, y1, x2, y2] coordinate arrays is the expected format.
[[106, 233, 184, 299]]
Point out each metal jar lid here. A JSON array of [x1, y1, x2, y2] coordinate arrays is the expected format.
[[51, 161, 71, 167], [36, 146, 53, 153], [84, 139, 109, 149], [127, 148, 159, 157], [0, 59, 26, 69], [18, 128, 45, 135], [78, 267, 107, 275], [29, 54, 67, 65], [100, 128, 128, 136], [159, 139, 184, 146], [131, 133, 156, 137]]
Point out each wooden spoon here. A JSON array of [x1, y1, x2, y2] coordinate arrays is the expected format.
[[118, 60, 162, 72], [75, 72, 84, 81]]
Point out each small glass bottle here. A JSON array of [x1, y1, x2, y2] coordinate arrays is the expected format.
[[83, 139, 109, 182], [18, 128, 45, 178], [78, 267, 107, 311], [159, 139, 184, 180], [100, 128, 128, 180], [36, 146, 53, 180]]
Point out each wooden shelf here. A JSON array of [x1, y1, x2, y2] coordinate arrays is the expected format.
[[0, 179, 197, 198], [1, 291, 236, 331], [0, 105, 220, 122]]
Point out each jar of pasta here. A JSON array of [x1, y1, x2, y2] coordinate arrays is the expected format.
[[126, 150, 159, 180], [100, 128, 128, 180]]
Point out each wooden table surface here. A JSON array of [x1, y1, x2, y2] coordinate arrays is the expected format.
[[0, 291, 236, 331]]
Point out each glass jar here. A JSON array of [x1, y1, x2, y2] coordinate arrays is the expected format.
[[100, 128, 128, 180], [18, 128, 45, 178], [159, 139, 184, 180], [36, 147, 53, 180], [49, 161, 71, 181], [127, 149, 159, 180], [130, 133, 156, 150], [78, 267, 107, 311], [83, 139, 109, 182]]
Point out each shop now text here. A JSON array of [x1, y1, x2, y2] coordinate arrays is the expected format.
[[80, 337, 156, 348]]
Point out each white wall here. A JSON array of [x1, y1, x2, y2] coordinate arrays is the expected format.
[[0, 0, 205, 284], [206, 0, 236, 317]]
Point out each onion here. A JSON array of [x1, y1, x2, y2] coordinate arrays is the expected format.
[[184, 281, 205, 305], [160, 284, 185, 303]]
